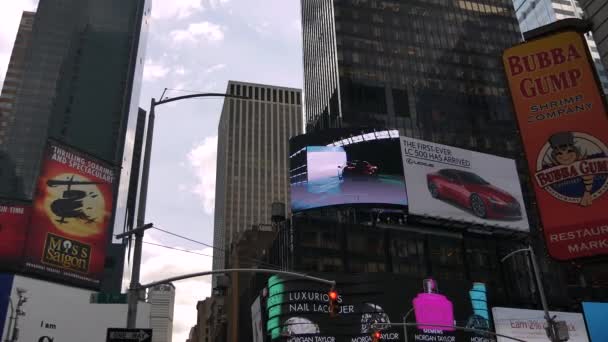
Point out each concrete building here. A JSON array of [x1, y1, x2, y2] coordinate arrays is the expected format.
[[148, 283, 176, 342], [578, 0, 608, 70], [212, 81, 303, 277], [195, 296, 226, 342], [513, 0, 608, 92]]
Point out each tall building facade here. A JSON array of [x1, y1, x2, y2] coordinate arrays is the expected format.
[[0, 0, 150, 211], [212, 81, 303, 274], [302, 0, 523, 159], [578, 0, 608, 70], [0, 11, 35, 198], [149, 283, 176, 342], [513, 0, 608, 92], [0, 0, 151, 291]]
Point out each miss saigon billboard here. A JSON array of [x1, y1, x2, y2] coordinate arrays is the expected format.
[[503, 30, 608, 259], [22, 141, 116, 288]]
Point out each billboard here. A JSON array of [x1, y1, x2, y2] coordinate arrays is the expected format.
[[0, 202, 31, 268], [582, 302, 608, 342], [503, 30, 608, 259], [400, 137, 529, 231], [492, 307, 589, 342], [0, 274, 150, 342], [264, 273, 495, 342], [23, 141, 116, 287], [290, 129, 407, 211]]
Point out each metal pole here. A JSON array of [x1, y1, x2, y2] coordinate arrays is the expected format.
[[126, 98, 156, 328], [528, 245, 556, 341], [140, 268, 336, 290], [403, 307, 414, 342], [4, 299, 14, 342]]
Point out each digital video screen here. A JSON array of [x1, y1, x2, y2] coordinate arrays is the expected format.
[[290, 129, 407, 212]]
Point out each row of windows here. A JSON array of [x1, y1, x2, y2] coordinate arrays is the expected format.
[[228, 83, 301, 105]]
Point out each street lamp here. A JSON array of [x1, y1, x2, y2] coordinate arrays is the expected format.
[[125, 91, 249, 328], [500, 245, 564, 342]]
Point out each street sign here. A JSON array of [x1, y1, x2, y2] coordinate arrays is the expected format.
[[106, 328, 152, 342]]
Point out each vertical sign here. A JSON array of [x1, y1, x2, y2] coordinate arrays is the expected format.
[[503, 31, 608, 260], [23, 141, 115, 287], [0, 202, 31, 268]]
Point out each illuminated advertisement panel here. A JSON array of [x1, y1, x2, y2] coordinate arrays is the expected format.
[[503, 31, 608, 259], [264, 274, 494, 342], [0, 274, 150, 342], [290, 129, 407, 212], [493, 307, 589, 342], [0, 201, 31, 268], [582, 302, 608, 342], [23, 141, 115, 288], [400, 137, 529, 231]]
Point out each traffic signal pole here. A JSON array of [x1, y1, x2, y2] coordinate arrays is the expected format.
[[372, 322, 527, 342]]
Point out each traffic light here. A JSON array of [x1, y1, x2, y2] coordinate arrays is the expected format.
[[371, 330, 381, 342], [328, 289, 339, 317]]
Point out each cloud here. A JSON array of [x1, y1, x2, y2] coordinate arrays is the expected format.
[[139, 237, 213, 342], [249, 21, 271, 35], [206, 0, 230, 9], [204, 63, 226, 73], [170, 21, 225, 43], [143, 59, 170, 81], [174, 66, 187, 76], [152, 0, 203, 19], [187, 136, 218, 214]]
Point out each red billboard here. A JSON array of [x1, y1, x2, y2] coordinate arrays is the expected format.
[[23, 141, 116, 287], [0, 202, 31, 268], [503, 31, 608, 260]]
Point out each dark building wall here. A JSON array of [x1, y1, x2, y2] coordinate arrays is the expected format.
[[302, 0, 523, 158], [266, 209, 606, 312], [0, 0, 150, 201]]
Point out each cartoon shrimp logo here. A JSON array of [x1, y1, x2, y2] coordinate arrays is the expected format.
[[535, 131, 608, 206]]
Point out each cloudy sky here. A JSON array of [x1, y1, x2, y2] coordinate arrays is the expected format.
[[0, 0, 303, 341]]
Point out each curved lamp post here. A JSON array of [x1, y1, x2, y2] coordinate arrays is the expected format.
[[126, 92, 249, 328]]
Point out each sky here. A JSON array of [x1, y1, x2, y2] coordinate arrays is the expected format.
[[0, 0, 304, 341]]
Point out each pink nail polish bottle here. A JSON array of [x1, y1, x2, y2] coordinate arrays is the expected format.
[[412, 278, 455, 331]]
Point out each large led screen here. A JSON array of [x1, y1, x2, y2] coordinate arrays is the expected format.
[[400, 137, 529, 231], [263, 273, 494, 342], [582, 302, 608, 342], [23, 140, 116, 288], [290, 129, 407, 211]]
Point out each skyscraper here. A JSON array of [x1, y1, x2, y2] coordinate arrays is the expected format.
[[0, 11, 35, 197], [513, 0, 608, 92], [0, 0, 150, 209], [149, 283, 176, 342], [302, 0, 523, 158], [576, 0, 608, 70], [0, 0, 150, 291], [212, 81, 303, 274]]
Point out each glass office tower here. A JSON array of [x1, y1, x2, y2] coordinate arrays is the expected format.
[[302, 0, 522, 158]]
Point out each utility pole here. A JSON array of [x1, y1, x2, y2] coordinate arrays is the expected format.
[[501, 245, 564, 342], [123, 92, 247, 328]]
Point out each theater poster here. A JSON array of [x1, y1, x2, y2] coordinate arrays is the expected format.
[[23, 141, 115, 288], [0, 202, 31, 269]]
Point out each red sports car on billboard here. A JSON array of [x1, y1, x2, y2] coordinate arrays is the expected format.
[[339, 160, 378, 179], [426, 169, 522, 219]]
